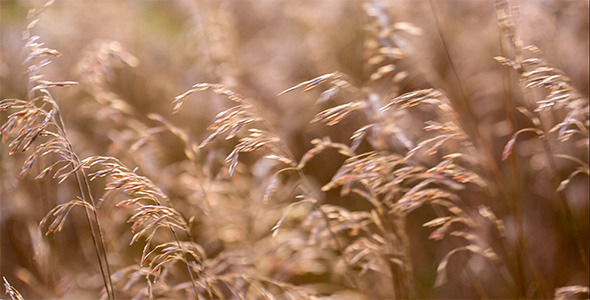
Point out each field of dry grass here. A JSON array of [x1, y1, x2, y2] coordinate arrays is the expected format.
[[1, 0, 589, 299]]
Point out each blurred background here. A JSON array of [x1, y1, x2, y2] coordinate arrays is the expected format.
[[1, 0, 588, 299]]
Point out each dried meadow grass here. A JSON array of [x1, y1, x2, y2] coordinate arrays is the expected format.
[[1, 0, 588, 299]]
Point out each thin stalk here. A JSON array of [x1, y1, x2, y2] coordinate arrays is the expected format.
[[153, 180, 206, 298], [37, 164, 61, 293], [381, 211, 414, 299], [44, 139, 114, 299], [367, 187, 414, 299], [494, 2, 554, 297], [429, 0, 508, 203], [523, 87, 589, 271], [51, 106, 115, 300], [495, 0, 587, 291], [428, 3, 511, 297], [395, 217, 415, 299], [168, 227, 204, 299], [122, 159, 202, 298], [499, 26, 527, 298], [73, 170, 115, 300], [540, 131, 589, 269]]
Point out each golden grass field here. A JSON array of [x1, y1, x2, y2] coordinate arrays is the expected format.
[[1, 0, 588, 299]]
